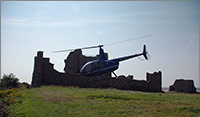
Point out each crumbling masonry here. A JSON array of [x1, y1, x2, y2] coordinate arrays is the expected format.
[[169, 79, 196, 93], [32, 50, 162, 92]]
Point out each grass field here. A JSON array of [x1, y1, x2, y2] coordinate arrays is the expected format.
[[9, 86, 200, 116]]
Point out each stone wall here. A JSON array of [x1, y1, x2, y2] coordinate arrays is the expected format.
[[32, 51, 162, 92], [169, 79, 196, 93]]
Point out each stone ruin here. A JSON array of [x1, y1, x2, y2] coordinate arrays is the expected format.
[[32, 50, 162, 92], [169, 79, 196, 93], [64, 49, 110, 78]]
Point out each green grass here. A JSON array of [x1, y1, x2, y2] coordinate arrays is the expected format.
[[9, 86, 200, 117]]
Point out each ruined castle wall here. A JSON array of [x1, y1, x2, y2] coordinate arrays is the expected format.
[[169, 79, 196, 93], [32, 51, 60, 87], [32, 51, 162, 92]]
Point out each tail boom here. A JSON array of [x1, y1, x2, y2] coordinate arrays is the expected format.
[[110, 45, 148, 63]]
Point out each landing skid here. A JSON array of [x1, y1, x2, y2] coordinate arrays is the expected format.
[[112, 72, 118, 78], [99, 72, 117, 79]]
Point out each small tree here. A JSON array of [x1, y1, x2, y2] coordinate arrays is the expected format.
[[0, 73, 19, 89]]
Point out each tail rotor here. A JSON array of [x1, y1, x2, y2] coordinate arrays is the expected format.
[[143, 45, 148, 60]]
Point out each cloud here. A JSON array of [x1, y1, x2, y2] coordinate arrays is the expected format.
[[2, 16, 131, 28], [2, 18, 82, 27], [4, 6, 188, 28], [2, 18, 60, 27]]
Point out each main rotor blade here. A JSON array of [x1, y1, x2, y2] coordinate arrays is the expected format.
[[104, 34, 152, 46], [52, 45, 103, 53], [52, 34, 152, 53]]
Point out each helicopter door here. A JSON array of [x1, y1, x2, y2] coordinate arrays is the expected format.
[[92, 62, 98, 72], [85, 64, 92, 73]]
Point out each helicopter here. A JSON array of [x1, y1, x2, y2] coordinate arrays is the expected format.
[[53, 35, 151, 79], [80, 45, 148, 78]]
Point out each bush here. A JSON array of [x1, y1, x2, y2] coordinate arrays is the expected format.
[[0, 73, 19, 89], [0, 100, 9, 117], [0, 89, 22, 117]]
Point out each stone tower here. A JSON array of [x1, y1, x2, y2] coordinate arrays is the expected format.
[[31, 51, 43, 87], [146, 71, 162, 92], [32, 51, 59, 87]]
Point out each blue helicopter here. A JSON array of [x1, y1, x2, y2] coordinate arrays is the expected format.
[[79, 45, 148, 78], [53, 35, 151, 78]]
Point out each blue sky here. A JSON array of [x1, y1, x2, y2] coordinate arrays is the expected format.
[[1, 1, 199, 87]]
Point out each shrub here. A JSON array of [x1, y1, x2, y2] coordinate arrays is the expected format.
[[0, 89, 21, 105], [0, 100, 9, 117], [0, 73, 19, 89], [0, 89, 22, 117]]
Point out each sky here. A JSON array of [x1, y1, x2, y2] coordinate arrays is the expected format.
[[1, 1, 199, 87]]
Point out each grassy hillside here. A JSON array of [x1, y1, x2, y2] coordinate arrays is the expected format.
[[9, 86, 200, 116]]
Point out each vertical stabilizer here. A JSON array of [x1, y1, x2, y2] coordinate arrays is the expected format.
[[143, 45, 148, 60]]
